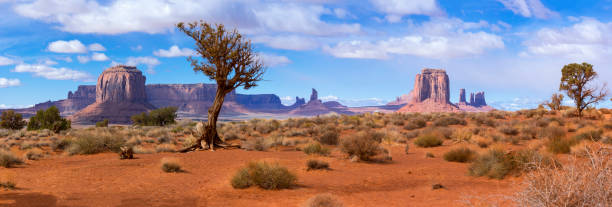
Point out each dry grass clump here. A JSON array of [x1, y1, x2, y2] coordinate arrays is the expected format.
[[0, 150, 23, 168], [443, 147, 476, 163], [231, 161, 297, 190], [302, 194, 343, 207], [306, 159, 330, 170], [515, 147, 611, 207], [433, 116, 467, 127], [413, 134, 443, 148], [155, 144, 177, 153], [340, 131, 383, 161], [468, 148, 557, 179], [24, 148, 44, 160], [317, 130, 339, 145], [303, 142, 330, 156], [546, 137, 578, 154], [403, 118, 427, 130], [241, 137, 270, 151], [498, 125, 519, 136], [572, 127, 603, 141], [450, 128, 472, 143], [67, 130, 126, 155], [160, 157, 182, 172], [132, 146, 154, 154]]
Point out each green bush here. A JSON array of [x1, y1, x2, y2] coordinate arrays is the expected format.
[[303, 142, 330, 156], [131, 107, 178, 126], [413, 134, 443, 148], [0, 150, 23, 168], [67, 131, 126, 155], [306, 159, 329, 170], [0, 110, 26, 130], [27, 106, 70, 133], [231, 161, 297, 190], [96, 119, 109, 127], [340, 131, 383, 161], [443, 147, 476, 163]]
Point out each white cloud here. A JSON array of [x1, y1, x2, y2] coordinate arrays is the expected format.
[[0, 104, 33, 109], [370, 0, 443, 22], [319, 94, 389, 107], [77, 56, 89, 63], [0, 56, 16, 66], [91, 52, 109, 61], [126, 56, 161, 74], [324, 18, 504, 59], [252, 35, 319, 51], [258, 53, 291, 67], [47, 39, 87, 53], [523, 18, 612, 60], [153, 45, 195, 57], [497, 0, 559, 19], [12, 64, 93, 81], [88, 43, 106, 51], [59, 56, 72, 63], [0, 77, 20, 88], [488, 97, 544, 111], [14, 0, 360, 36], [42, 59, 58, 65]]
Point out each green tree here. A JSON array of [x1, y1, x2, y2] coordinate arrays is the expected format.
[[559, 63, 608, 117], [544, 93, 564, 111], [0, 110, 27, 130], [177, 21, 265, 151], [27, 106, 71, 133], [130, 107, 178, 126]]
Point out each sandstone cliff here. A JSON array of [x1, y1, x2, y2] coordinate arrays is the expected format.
[[456, 89, 492, 112], [71, 66, 156, 124], [397, 69, 461, 113], [290, 89, 351, 115]]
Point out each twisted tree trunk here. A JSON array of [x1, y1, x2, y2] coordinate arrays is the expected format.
[[179, 89, 226, 152]]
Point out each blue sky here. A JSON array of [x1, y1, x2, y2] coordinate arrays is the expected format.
[[0, 0, 611, 110]]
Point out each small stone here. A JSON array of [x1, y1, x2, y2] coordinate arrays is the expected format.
[[350, 155, 360, 162], [432, 184, 444, 190]]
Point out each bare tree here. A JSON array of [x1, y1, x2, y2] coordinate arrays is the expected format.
[[177, 21, 265, 152], [559, 62, 608, 117]]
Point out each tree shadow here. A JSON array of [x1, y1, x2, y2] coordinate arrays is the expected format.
[[0, 192, 65, 207]]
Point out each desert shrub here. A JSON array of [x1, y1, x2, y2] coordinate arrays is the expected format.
[[317, 130, 339, 145], [539, 126, 566, 139], [19, 141, 38, 150], [131, 107, 178, 126], [546, 137, 578, 154], [51, 137, 72, 151], [24, 148, 44, 160], [302, 194, 343, 207], [0, 110, 26, 130], [471, 114, 496, 127], [403, 118, 427, 130], [241, 137, 269, 151], [520, 125, 538, 139], [402, 130, 419, 139], [468, 149, 513, 179], [573, 127, 603, 141], [0, 150, 23, 168], [515, 149, 611, 207], [68, 131, 125, 155], [95, 119, 109, 127], [498, 125, 519, 136], [421, 127, 453, 139], [413, 134, 443, 148], [230, 161, 297, 190], [433, 116, 466, 127], [306, 159, 329, 170], [340, 132, 383, 161], [303, 142, 330, 156], [425, 152, 435, 158], [443, 147, 476, 163], [450, 128, 472, 143], [222, 131, 240, 141], [160, 157, 182, 172], [155, 144, 177, 153], [27, 106, 70, 133]]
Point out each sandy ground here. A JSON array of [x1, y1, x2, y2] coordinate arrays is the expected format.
[[0, 141, 522, 207]]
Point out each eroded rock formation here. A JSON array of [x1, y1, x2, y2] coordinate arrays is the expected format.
[[290, 88, 351, 115], [397, 69, 460, 113], [457, 89, 493, 112], [459, 88, 466, 104], [71, 66, 156, 124]]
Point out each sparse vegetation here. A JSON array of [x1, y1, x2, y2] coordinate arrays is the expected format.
[[340, 131, 383, 161], [414, 134, 443, 148], [231, 161, 296, 190], [96, 119, 109, 127], [67, 131, 126, 155], [303, 142, 330, 156], [161, 157, 182, 172], [0, 110, 26, 130], [443, 147, 476, 163], [131, 107, 178, 126], [306, 159, 329, 170], [302, 194, 343, 207], [27, 106, 71, 133], [0, 150, 23, 168]]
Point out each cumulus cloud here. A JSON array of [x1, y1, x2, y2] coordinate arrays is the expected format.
[[257, 53, 291, 67], [0, 104, 33, 109], [324, 17, 504, 59], [77, 56, 90, 63], [47, 39, 87, 53], [522, 18, 612, 60], [370, 0, 443, 23], [126, 56, 161, 74], [88, 43, 106, 51], [0, 77, 21, 88], [91, 52, 109, 61], [13, 0, 360, 36], [252, 35, 319, 51], [153, 45, 195, 57], [319, 94, 389, 107], [12, 64, 94, 81], [0, 56, 16, 66], [497, 0, 559, 19]]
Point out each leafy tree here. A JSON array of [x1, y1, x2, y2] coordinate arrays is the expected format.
[[130, 107, 178, 126], [0, 110, 26, 130], [544, 93, 564, 111], [559, 63, 608, 117], [27, 106, 71, 133], [177, 21, 265, 151]]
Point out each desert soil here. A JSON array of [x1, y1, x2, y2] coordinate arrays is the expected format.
[[0, 143, 520, 207]]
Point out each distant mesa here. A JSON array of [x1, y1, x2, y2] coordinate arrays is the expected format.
[[395, 68, 494, 113], [70, 65, 156, 124], [289, 88, 351, 116]]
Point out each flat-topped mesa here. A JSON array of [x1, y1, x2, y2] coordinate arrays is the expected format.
[[412, 68, 451, 104], [96, 65, 148, 104]]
